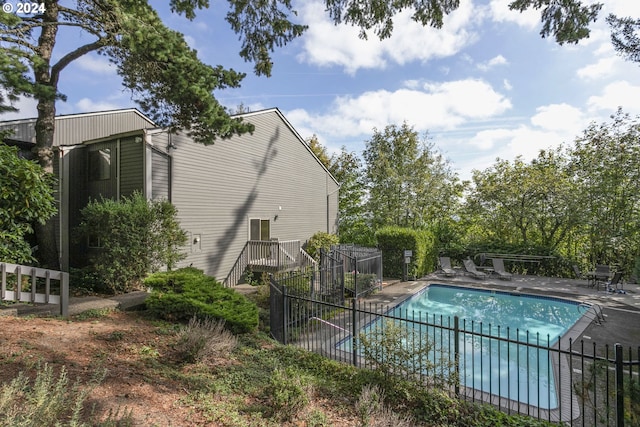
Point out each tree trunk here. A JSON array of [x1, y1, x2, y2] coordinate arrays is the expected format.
[[32, 1, 60, 269]]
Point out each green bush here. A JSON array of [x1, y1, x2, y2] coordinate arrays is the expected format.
[[305, 231, 339, 261], [145, 268, 258, 334], [0, 142, 56, 264], [265, 367, 310, 422], [375, 226, 436, 279], [74, 192, 187, 294]]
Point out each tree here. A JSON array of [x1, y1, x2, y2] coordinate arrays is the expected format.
[[465, 149, 581, 253], [329, 147, 371, 245], [306, 134, 331, 170], [607, 14, 640, 64], [1, 0, 622, 268], [0, 0, 306, 267], [508, 0, 602, 44], [569, 109, 640, 273], [0, 140, 56, 263], [363, 123, 461, 230]]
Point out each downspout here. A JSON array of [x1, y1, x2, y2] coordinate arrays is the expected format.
[[326, 184, 341, 234]]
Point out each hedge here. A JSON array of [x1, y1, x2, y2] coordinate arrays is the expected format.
[[376, 226, 437, 279]]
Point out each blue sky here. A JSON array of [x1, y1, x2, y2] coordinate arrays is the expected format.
[[5, 0, 640, 180]]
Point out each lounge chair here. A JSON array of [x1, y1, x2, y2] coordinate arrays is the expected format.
[[463, 259, 487, 279], [492, 258, 512, 280], [438, 257, 457, 277]]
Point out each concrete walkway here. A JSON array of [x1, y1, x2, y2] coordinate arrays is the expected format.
[[1, 291, 150, 317]]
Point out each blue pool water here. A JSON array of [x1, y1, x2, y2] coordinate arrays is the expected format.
[[342, 284, 585, 410]]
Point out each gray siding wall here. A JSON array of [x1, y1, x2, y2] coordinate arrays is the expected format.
[[0, 110, 154, 146], [119, 136, 144, 198], [167, 110, 339, 280], [151, 148, 170, 200]]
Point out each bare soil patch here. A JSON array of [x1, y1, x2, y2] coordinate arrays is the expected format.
[[0, 311, 207, 426]]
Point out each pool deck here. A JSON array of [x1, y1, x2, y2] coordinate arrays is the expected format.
[[369, 273, 640, 349]]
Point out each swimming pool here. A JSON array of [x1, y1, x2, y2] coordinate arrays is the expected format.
[[340, 284, 585, 410]]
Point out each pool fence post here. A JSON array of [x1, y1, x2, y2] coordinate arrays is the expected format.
[[282, 284, 288, 346], [352, 298, 358, 367], [615, 343, 624, 427], [454, 316, 460, 397]]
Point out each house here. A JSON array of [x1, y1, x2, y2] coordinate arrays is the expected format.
[[0, 108, 339, 284]]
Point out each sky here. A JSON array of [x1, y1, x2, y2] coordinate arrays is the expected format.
[[4, 0, 640, 180]]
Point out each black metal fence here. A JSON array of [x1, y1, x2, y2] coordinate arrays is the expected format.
[[320, 245, 383, 299], [269, 282, 640, 426]]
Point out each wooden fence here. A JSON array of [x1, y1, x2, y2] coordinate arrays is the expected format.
[[1, 262, 69, 317]]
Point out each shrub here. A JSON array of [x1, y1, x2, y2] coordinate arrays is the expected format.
[[305, 231, 339, 261], [145, 267, 258, 334], [0, 363, 129, 426], [265, 367, 311, 422], [0, 142, 56, 264], [175, 316, 237, 364], [359, 320, 456, 388], [355, 384, 414, 427], [375, 226, 436, 279], [74, 192, 187, 294]]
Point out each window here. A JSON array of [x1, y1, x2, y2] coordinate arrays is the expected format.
[[250, 218, 270, 241], [88, 148, 111, 180]]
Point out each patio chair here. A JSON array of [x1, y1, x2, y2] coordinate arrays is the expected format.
[[591, 264, 610, 288], [463, 259, 487, 279], [492, 258, 512, 280], [438, 257, 457, 277]]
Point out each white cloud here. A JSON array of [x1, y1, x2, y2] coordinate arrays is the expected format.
[[530, 103, 585, 133], [75, 98, 124, 113], [488, 0, 539, 29], [587, 81, 640, 115], [0, 95, 38, 120], [503, 79, 513, 91], [286, 79, 512, 138], [477, 54, 508, 71], [75, 55, 116, 75], [577, 56, 618, 80], [296, 0, 480, 74]]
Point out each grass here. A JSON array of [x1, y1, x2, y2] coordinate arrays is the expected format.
[[0, 307, 563, 426]]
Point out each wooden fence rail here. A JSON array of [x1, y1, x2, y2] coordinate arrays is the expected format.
[[1, 262, 69, 317]]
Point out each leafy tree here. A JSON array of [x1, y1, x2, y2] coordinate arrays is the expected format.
[[569, 109, 640, 273], [329, 147, 372, 246], [306, 134, 331, 170], [466, 148, 581, 253], [0, 140, 56, 263], [363, 123, 461, 230], [2, 0, 624, 268]]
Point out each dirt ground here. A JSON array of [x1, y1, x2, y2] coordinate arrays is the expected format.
[[0, 311, 210, 426]]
